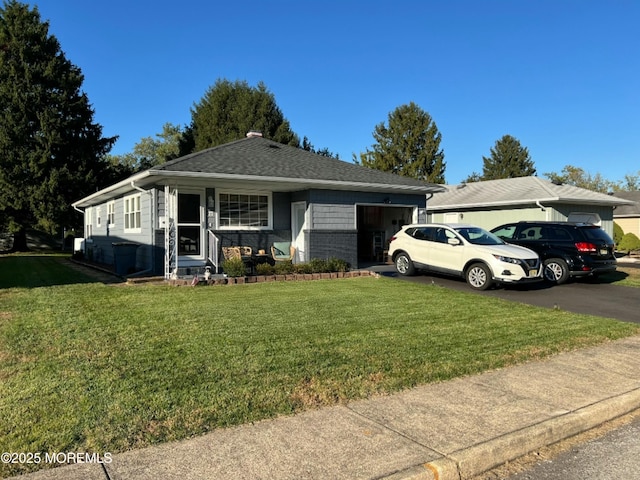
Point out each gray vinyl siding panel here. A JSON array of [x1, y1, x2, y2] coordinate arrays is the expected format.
[[84, 190, 155, 271], [311, 204, 354, 230], [551, 204, 615, 237], [428, 204, 616, 237], [308, 190, 425, 231], [428, 206, 545, 230]]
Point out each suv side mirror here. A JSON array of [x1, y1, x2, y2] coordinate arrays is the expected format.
[[448, 237, 461, 246]]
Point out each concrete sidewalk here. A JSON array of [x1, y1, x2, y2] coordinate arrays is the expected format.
[[11, 336, 640, 480]]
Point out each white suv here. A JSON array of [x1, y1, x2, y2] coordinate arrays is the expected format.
[[388, 223, 542, 290]]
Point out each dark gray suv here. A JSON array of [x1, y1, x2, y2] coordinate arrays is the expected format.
[[490, 222, 617, 284]]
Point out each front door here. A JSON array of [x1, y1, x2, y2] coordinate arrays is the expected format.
[[291, 202, 306, 263], [177, 191, 204, 260]]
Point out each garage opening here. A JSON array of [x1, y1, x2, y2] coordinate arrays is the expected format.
[[356, 205, 414, 263]]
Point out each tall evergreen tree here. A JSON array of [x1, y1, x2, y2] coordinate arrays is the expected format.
[[478, 134, 535, 180], [358, 102, 445, 183], [0, 1, 115, 250], [189, 79, 299, 152]]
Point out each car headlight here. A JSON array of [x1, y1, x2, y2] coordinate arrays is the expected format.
[[493, 254, 520, 264]]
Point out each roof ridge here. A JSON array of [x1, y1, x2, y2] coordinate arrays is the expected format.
[[151, 136, 266, 172], [530, 175, 560, 198]]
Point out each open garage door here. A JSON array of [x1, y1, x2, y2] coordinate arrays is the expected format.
[[356, 205, 414, 264]]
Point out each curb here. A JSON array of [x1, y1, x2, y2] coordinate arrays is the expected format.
[[387, 387, 640, 480]]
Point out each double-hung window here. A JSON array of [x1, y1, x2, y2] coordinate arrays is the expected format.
[[124, 194, 141, 232], [218, 192, 271, 229], [107, 201, 115, 227], [85, 207, 93, 238]]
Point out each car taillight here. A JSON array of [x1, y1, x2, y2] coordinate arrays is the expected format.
[[389, 235, 397, 242], [575, 242, 596, 253]]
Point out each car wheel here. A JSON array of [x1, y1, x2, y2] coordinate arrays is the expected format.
[[543, 258, 569, 284], [395, 252, 415, 276], [466, 263, 493, 291]]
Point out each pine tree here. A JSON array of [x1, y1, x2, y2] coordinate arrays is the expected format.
[[189, 79, 299, 152], [0, 1, 115, 250], [359, 102, 445, 183], [480, 135, 536, 180]]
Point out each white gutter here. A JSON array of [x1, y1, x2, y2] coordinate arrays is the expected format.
[[131, 180, 152, 195], [536, 200, 547, 211], [72, 170, 152, 207]]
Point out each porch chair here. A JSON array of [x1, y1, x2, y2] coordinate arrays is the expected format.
[[222, 246, 241, 260], [271, 242, 295, 262]]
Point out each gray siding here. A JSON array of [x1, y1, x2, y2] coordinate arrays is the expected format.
[[308, 190, 425, 230], [82, 183, 428, 275], [428, 203, 616, 237], [83, 189, 156, 273], [551, 204, 615, 237], [428, 206, 545, 230]]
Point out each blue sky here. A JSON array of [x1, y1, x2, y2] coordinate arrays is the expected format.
[[33, 0, 639, 184]]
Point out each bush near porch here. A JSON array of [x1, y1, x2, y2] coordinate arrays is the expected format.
[[224, 257, 349, 277]]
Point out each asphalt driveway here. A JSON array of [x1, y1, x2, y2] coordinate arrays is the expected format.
[[371, 264, 640, 324]]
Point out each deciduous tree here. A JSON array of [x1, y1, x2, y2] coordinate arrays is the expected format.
[[544, 165, 614, 193]]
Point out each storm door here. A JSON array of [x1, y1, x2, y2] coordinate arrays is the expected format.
[[177, 191, 204, 258]]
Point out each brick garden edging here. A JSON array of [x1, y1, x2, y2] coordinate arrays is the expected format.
[[168, 270, 378, 287]]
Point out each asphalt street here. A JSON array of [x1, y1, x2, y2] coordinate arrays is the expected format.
[[370, 264, 640, 324], [505, 415, 640, 480]]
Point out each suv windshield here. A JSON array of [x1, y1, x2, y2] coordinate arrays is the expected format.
[[454, 227, 505, 246]]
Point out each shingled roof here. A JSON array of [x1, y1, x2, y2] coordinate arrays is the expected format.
[[150, 135, 444, 192], [427, 176, 635, 210], [611, 191, 640, 216], [73, 136, 444, 208]]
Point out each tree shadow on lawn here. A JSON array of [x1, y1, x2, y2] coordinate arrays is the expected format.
[[0, 255, 122, 289]]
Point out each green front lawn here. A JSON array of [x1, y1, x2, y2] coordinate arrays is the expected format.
[[1, 255, 638, 477], [600, 266, 640, 287]]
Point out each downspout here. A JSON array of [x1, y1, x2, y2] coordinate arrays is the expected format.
[[536, 200, 550, 221], [72, 205, 85, 241], [130, 181, 155, 277], [131, 181, 151, 196], [424, 193, 434, 223]]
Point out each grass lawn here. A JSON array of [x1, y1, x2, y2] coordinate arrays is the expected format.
[[601, 265, 640, 287], [1, 255, 638, 477]]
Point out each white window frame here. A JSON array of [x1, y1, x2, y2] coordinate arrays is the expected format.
[[96, 206, 102, 228], [124, 193, 142, 233], [216, 190, 273, 230], [85, 206, 93, 238], [107, 201, 115, 227]]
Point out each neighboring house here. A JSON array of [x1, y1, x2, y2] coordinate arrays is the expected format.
[[611, 191, 640, 237], [426, 176, 635, 238], [72, 133, 445, 277]]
